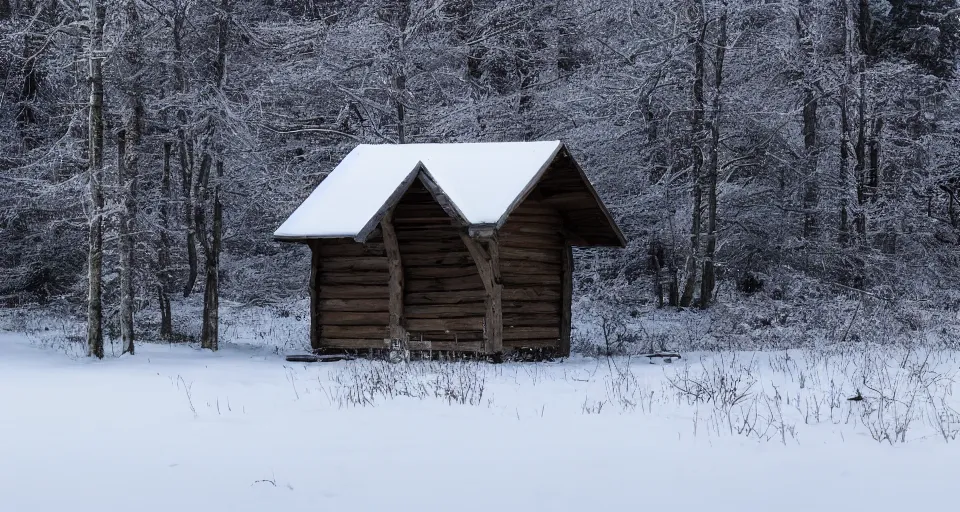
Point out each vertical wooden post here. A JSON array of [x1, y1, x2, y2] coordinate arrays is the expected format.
[[460, 233, 502, 355], [309, 241, 322, 352], [560, 242, 573, 357], [381, 210, 406, 341]]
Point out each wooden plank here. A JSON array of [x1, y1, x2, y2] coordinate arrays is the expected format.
[[309, 243, 321, 352], [503, 327, 561, 340], [322, 257, 387, 272], [319, 243, 385, 257], [503, 339, 562, 348], [317, 285, 389, 299], [503, 313, 561, 327], [503, 287, 561, 301], [406, 317, 485, 331], [318, 299, 389, 312], [405, 290, 488, 304], [407, 332, 484, 342], [322, 338, 389, 350], [500, 224, 564, 237], [318, 311, 390, 326], [397, 242, 468, 255], [502, 213, 562, 225], [560, 242, 573, 357], [323, 325, 387, 339], [405, 278, 486, 293], [499, 260, 561, 274], [501, 273, 561, 286], [381, 210, 406, 341], [405, 266, 480, 279], [498, 247, 562, 263], [499, 301, 562, 314], [318, 272, 388, 285], [406, 304, 499, 317], [403, 252, 474, 266]]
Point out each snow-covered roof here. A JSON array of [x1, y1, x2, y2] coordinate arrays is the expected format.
[[274, 141, 625, 246]]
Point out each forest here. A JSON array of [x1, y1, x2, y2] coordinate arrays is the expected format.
[[1, 0, 959, 356]]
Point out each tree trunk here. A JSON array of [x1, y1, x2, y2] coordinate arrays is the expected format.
[[700, 5, 726, 310], [157, 142, 173, 338], [117, 131, 133, 355], [118, 0, 143, 355], [172, 10, 198, 298], [679, 1, 707, 308], [200, 0, 230, 351], [838, 0, 854, 244], [200, 162, 222, 351], [17, 0, 42, 150], [86, 0, 105, 359], [798, 1, 819, 238]]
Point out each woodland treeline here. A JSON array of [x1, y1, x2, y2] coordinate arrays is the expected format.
[[1, 0, 959, 356]]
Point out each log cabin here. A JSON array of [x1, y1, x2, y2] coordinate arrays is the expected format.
[[274, 141, 625, 358]]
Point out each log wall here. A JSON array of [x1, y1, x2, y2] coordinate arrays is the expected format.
[[312, 237, 390, 350], [311, 176, 572, 355], [395, 180, 486, 347], [498, 195, 565, 351]]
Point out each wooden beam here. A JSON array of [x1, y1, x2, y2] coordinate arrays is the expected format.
[[560, 242, 573, 357], [460, 233, 503, 355], [309, 242, 322, 352], [381, 209, 407, 341]]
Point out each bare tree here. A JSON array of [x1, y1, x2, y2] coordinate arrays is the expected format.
[[199, 0, 231, 351], [680, 0, 707, 308], [86, 0, 105, 359], [117, 0, 145, 355], [699, 2, 727, 309]]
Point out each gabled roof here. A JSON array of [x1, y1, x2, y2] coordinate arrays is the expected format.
[[274, 141, 625, 246]]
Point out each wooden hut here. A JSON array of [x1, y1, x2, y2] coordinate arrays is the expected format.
[[274, 141, 625, 357]]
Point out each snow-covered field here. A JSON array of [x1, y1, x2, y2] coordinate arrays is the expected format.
[[2, 328, 960, 511]]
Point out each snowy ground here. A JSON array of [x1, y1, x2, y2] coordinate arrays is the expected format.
[[3, 331, 960, 511]]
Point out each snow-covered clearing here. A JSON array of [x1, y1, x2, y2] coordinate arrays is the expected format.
[[2, 331, 959, 511]]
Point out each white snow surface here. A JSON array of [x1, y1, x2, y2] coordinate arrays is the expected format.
[[274, 141, 562, 238], [3, 331, 960, 511]]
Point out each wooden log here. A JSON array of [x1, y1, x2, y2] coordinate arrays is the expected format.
[[318, 299, 389, 312], [317, 285, 389, 299], [500, 224, 564, 237], [405, 290, 488, 304], [318, 272, 388, 285], [560, 242, 573, 357], [501, 273, 561, 286], [309, 242, 321, 351], [319, 243, 385, 257], [319, 311, 390, 326], [498, 247, 562, 263], [405, 277, 486, 293], [503, 313, 561, 327], [416, 341, 482, 352], [323, 325, 387, 339], [397, 242, 469, 255], [406, 317, 485, 331], [407, 332, 484, 342], [405, 266, 481, 279], [321, 338, 389, 349], [503, 287, 561, 301], [459, 233, 502, 355], [406, 303, 507, 317], [322, 257, 388, 272], [403, 252, 474, 266], [381, 210, 406, 340], [499, 260, 561, 274], [503, 326, 561, 340], [503, 339, 562, 348]]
